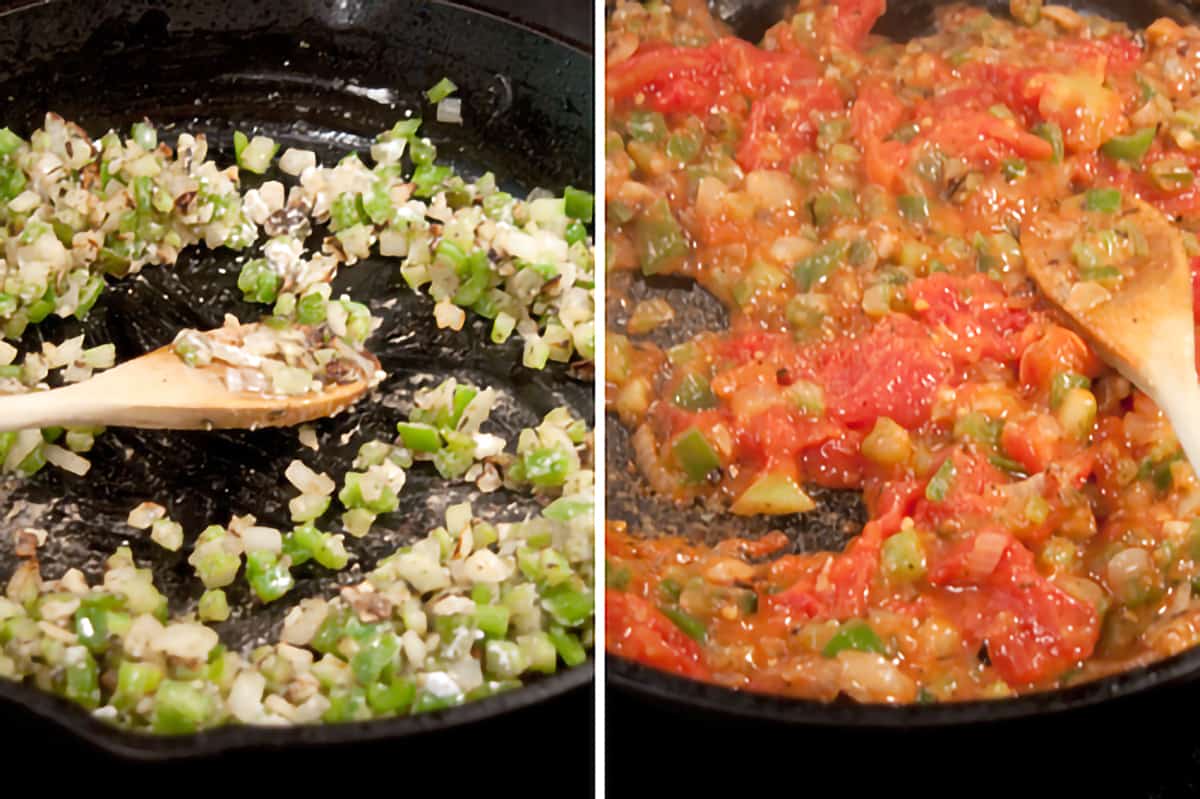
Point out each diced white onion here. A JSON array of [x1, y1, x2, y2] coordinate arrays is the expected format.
[[436, 98, 463, 125], [284, 459, 336, 496], [279, 148, 317, 176], [152, 622, 219, 661], [44, 444, 90, 476], [240, 526, 282, 554], [127, 501, 167, 530]]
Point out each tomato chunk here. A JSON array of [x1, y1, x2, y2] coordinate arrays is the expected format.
[[852, 84, 911, 190], [606, 44, 725, 114], [814, 315, 950, 429], [830, 0, 885, 50], [1018, 324, 1100, 390], [1191, 256, 1200, 327], [606, 591, 711, 680], [736, 81, 842, 171], [908, 273, 1033, 366], [606, 37, 820, 116], [929, 534, 1099, 685]]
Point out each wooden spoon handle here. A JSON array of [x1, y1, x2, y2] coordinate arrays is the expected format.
[[0, 383, 111, 432]]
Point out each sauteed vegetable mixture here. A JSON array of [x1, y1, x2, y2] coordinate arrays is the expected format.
[[0, 78, 595, 730], [606, 0, 1200, 702]]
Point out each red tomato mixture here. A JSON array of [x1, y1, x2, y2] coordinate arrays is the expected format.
[[606, 0, 1200, 703]]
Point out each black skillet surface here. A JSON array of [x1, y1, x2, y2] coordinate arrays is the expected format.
[[605, 0, 1200, 743], [0, 0, 595, 761]]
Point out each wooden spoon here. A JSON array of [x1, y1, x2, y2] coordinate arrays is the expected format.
[[0, 325, 379, 432], [1023, 195, 1200, 471]]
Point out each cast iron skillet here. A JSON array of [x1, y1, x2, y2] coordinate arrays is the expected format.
[[0, 0, 594, 758], [607, 0, 1200, 726]]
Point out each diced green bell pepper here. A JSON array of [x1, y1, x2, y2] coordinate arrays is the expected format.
[[672, 427, 720, 482], [822, 620, 886, 658]]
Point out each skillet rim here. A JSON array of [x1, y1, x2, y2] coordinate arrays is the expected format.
[[0, 0, 597, 758], [608, 650, 1199, 726]]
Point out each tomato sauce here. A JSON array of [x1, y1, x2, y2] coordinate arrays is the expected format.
[[606, 0, 1200, 702]]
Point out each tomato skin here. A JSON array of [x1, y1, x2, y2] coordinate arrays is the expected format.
[[736, 406, 849, 471], [766, 530, 879, 621], [866, 478, 922, 530], [927, 110, 1053, 165], [718, 329, 787, 365], [1054, 34, 1142, 77], [982, 546, 1098, 686], [798, 430, 867, 488], [960, 63, 1044, 122], [606, 591, 712, 680], [1018, 324, 1100, 390], [713, 37, 820, 96], [767, 481, 915, 623]]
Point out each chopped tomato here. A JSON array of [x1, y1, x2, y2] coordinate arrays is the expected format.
[[865, 477, 922, 530], [1018, 324, 1101, 390], [606, 44, 725, 114], [852, 84, 911, 190], [931, 537, 1098, 685], [607, 0, 1180, 705], [925, 110, 1053, 166], [1120, 145, 1200, 219], [913, 449, 1008, 533], [1027, 71, 1126, 153], [814, 314, 950, 429], [960, 63, 1044, 122], [718, 328, 787, 366], [908, 273, 1033, 366], [606, 591, 711, 680], [1000, 414, 1062, 475], [766, 535, 874, 621], [1053, 34, 1142, 78], [1192, 256, 1200, 326], [736, 81, 842, 171], [851, 84, 906, 143], [830, 0, 886, 50], [736, 406, 849, 471], [799, 430, 867, 488], [713, 37, 821, 97], [606, 37, 820, 116]]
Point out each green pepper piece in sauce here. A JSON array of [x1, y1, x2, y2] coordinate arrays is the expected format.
[[635, 199, 687, 275], [1034, 121, 1065, 163], [1085, 188, 1122, 213], [673, 373, 719, 411], [659, 605, 707, 643], [1101, 127, 1156, 163], [822, 620, 886, 658], [672, 427, 721, 482], [925, 457, 956, 502]]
